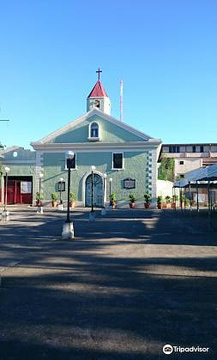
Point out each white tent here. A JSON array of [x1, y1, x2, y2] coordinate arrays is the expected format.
[[174, 164, 217, 188]]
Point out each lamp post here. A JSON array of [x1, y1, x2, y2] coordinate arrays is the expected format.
[[109, 177, 112, 204], [2, 166, 10, 221], [37, 172, 44, 214], [101, 173, 107, 216], [62, 151, 75, 239], [89, 165, 96, 221], [59, 177, 64, 204]]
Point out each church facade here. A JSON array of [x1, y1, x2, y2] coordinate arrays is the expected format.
[[31, 74, 161, 207]]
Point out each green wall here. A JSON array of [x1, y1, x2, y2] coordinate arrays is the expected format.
[[42, 150, 150, 203], [53, 115, 144, 144]]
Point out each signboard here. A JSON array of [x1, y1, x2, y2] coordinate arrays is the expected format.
[[58, 181, 65, 192], [21, 181, 32, 194], [123, 178, 136, 189]]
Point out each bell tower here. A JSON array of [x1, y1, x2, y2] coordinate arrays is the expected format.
[[87, 69, 111, 115]]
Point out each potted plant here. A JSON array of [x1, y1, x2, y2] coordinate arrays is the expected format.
[[165, 195, 171, 208], [36, 192, 43, 206], [157, 195, 163, 209], [144, 192, 151, 209], [51, 192, 58, 207], [110, 193, 117, 209], [184, 197, 190, 207], [171, 194, 179, 208], [69, 192, 76, 208], [129, 193, 136, 208]]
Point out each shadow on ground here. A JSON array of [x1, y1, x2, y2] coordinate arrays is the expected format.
[[0, 208, 217, 359]]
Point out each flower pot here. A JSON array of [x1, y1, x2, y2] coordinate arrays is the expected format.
[[69, 201, 76, 208], [144, 203, 151, 209], [129, 202, 135, 208], [157, 204, 162, 209], [52, 201, 57, 207], [110, 201, 116, 209]]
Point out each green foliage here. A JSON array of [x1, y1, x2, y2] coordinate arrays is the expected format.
[[35, 191, 44, 205], [172, 194, 179, 202], [144, 192, 152, 203], [129, 193, 136, 203], [51, 192, 58, 201], [110, 193, 116, 202], [165, 195, 171, 204], [36, 192, 43, 201], [158, 157, 175, 182], [157, 195, 163, 204], [69, 192, 76, 202]]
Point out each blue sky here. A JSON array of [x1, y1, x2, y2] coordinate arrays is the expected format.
[[0, 0, 217, 149]]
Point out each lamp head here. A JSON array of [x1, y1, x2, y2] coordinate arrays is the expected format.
[[67, 151, 74, 159]]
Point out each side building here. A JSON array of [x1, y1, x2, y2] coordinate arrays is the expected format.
[[0, 146, 36, 205], [159, 143, 217, 180], [31, 74, 161, 208]]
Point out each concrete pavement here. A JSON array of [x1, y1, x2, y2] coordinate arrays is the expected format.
[[0, 206, 217, 359]]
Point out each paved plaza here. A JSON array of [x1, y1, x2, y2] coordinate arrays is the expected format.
[[0, 206, 217, 359]]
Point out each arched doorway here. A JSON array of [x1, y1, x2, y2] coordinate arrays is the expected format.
[[85, 173, 103, 207]]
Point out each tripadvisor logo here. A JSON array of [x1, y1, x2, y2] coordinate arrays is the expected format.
[[163, 344, 209, 355], [163, 345, 173, 355]]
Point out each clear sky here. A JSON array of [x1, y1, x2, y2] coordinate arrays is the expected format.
[[0, 0, 217, 149]]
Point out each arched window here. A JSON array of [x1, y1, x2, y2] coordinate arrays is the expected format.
[[90, 122, 99, 138]]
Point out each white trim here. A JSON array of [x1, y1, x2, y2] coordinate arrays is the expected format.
[[112, 152, 124, 170], [31, 141, 161, 152], [88, 121, 100, 141], [1, 160, 35, 164]]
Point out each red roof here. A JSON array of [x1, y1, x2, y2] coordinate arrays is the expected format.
[[87, 81, 108, 98]]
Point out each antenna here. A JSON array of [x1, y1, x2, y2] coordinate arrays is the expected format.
[[120, 79, 123, 121]]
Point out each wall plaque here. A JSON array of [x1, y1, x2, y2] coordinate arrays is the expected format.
[[123, 178, 136, 189]]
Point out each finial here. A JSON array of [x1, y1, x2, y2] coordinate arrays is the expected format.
[[96, 68, 102, 81]]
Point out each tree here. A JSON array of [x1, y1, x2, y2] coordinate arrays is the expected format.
[[158, 157, 175, 182]]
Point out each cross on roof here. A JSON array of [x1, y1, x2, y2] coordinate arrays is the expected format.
[[96, 68, 102, 81]]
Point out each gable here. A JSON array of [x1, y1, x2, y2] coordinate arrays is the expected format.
[[52, 115, 147, 144], [31, 109, 153, 146]]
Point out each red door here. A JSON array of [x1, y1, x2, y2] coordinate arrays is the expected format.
[[5, 178, 32, 204]]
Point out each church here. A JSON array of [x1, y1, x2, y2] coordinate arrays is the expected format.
[[30, 70, 161, 208]]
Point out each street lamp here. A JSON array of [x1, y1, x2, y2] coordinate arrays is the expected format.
[[2, 166, 10, 221], [62, 151, 75, 239], [89, 165, 96, 221], [109, 177, 112, 200], [37, 172, 44, 214], [101, 173, 107, 216], [59, 177, 64, 204]]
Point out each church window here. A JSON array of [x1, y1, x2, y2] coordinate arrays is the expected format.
[[89, 122, 99, 140], [113, 153, 123, 169]]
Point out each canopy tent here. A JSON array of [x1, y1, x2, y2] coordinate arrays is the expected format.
[[174, 164, 217, 188], [173, 164, 217, 221]]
